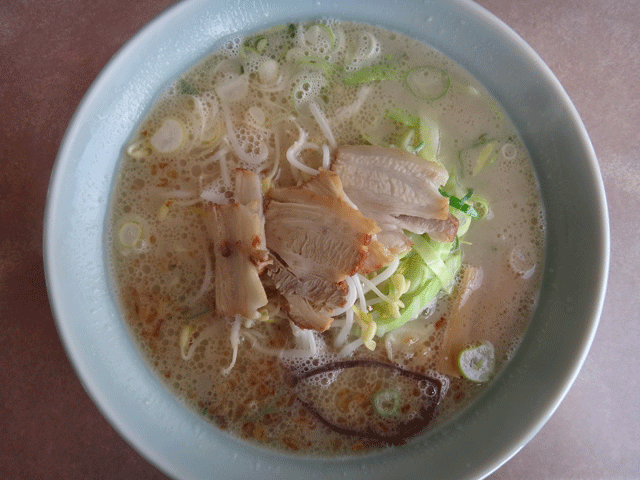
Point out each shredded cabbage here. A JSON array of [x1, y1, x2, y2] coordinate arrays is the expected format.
[[373, 246, 462, 337]]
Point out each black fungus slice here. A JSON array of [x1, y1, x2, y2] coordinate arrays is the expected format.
[[288, 359, 444, 445]]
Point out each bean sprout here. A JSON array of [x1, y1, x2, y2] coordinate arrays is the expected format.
[[286, 125, 320, 175], [334, 308, 354, 348], [189, 243, 213, 303], [321, 144, 331, 170], [368, 256, 400, 286], [351, 275, 367, 312], [333, 85, 372, 125], [339, 338, 363, 357], [220, 101, 269, 164], [221, 316, 242, 375], [308, 101, 337, 149], [357, 273, 394, 303], [331, 277, 357, 316]]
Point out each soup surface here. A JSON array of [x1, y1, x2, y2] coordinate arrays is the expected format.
[[108, 20, 545, 455]]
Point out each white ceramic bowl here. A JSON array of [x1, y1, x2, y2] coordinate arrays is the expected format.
[[44, 0, 609, 478]]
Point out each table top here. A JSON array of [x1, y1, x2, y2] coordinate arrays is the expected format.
[[2, 0, 638, 478]]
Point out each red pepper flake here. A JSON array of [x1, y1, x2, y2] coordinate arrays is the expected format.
[[219, 241, 232, 257], [351, 442, 364, 452], [145, 307, 159, 324], [152, 318, 165, 337], [282, 438, 299, 451], [435, 316, 446, 329]]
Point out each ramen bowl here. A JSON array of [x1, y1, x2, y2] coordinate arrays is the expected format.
[[44, 0, 608, 478]]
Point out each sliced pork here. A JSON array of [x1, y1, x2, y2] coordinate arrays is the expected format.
[[264, 170, 392, 331], [331, 145, 459, 243], [207, 170, 270, 320]]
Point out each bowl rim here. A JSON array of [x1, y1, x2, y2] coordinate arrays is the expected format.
[[44, 0, 609, 479]]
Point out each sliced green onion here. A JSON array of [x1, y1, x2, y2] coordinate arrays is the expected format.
[[439, 187, 479, 218], [398, 129, 416, 151], [385, 108, 419, 128], [417, 115, 440, 163], [470, 195, 490, 220], [256, 37, 268, 53], [458, 133, 497, 176], [371, 387, 401, 417], [342, 56, 399, 85], [258, 59, 280, 84], [241, 34, 268, 57], [118, 221, 142, 248], [406, 66, 450, 100], [296, 56, 343, 77], [460, 188, 473, 203], [319, 24, 336, 48], [200, 120, 223, 147], [472, 142, 496, 175], [127, 140, 152, 159], [458, 341, 495, 382], [304, 23, 336, 49], [216, 75, 249, 102], [151, 118, 185, 153]]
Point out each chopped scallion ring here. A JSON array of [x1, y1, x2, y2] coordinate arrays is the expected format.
[[256, 37, 268, 53], [118, 221, 142, 248], [406, 66, 450, 100], [372, 387, 401, 417], [458, 341, 495, 382], [151, 118, 185, 153], [258, 59, 279, 84], [305, 24, 336, 49], [127, 140, 152, 159]]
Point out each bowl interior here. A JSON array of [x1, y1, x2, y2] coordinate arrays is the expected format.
[[44, 0, 609, 479]]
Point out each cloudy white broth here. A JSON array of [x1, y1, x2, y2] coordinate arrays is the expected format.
[[108, 20, 544, 455]]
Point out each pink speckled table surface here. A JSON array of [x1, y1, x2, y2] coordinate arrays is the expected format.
[[1, 0, 638, 478]]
